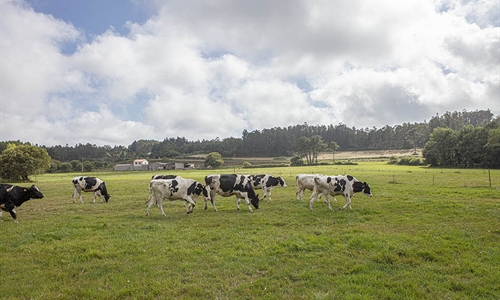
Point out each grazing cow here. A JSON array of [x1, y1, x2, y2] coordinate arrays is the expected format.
[[72, 176, 110, 203], [204, 174, 259, 212], [310, 175, 372, 211], [248, 174, 287, 201], [146, 177, 210, 216], [296, 174, 325, 201], [0, 184, 44, 223]]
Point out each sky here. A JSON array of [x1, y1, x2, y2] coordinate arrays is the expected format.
[[1, 0, 499, 147]]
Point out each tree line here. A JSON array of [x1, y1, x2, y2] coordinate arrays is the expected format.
[[1, 109, 499, 178]]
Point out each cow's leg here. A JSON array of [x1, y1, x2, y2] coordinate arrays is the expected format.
[[205, 191, 218, 212], [242, 196, 253, 213], [4, 202, 18, 223], [73, 189, 83, 203], [309, 191, 318, 211], [260, 188, 270, 201], [10, 208, 18, 223], [157, 198, 166, 216], [259, 191, 266, 201], [296, 187, 303, 201], [146, 198, 154, 216], [340, 195, 352, 210], [236, 197, 241, 210], [325, 194, 333, 210], [184, 197, 196, 214], [146, 195, 161, 216]]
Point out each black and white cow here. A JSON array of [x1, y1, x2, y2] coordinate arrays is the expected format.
[[204, 174, 259, 212], [310, 175, 372, 211], [146, 177, 210, 216], [146, 175, 180, 203], [72, 176, 110, 203], [247, 174, 287, 201], [0, 184, 44, 223]]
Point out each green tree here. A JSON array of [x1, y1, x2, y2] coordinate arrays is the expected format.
[[423, 128, 459, 166], [0, 144, 51, 181], [204, 152, 224, 169], [328, 141, 340, 163], [297, 135, 327, 164], [484, 128, 500, 168], [59, 162, 73, 172]]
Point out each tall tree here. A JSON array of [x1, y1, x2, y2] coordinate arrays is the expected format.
[[297, 135, 327, 164], [0, 144, 51, 181]]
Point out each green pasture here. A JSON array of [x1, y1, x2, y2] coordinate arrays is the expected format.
[[1, 163, 499, 299]]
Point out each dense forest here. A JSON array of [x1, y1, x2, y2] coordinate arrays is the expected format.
[[1, 109, 499, 170]]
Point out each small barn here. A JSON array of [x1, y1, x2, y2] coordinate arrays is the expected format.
[[113, 163, 133, 171], [150, 162, 169, 170], [133, 159, 149, 171]]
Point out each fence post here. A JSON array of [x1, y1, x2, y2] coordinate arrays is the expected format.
[[489, 168, 491, 187]]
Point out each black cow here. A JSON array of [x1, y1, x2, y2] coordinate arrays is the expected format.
[[204, 174, 259, 212], [0, 184, 44, 223], [72, 176, 110, 203]]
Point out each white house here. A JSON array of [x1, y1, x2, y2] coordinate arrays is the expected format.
[[133, 159, 149, 171]]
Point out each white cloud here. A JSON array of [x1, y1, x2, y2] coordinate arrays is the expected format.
[[1, 0, 498, 146]]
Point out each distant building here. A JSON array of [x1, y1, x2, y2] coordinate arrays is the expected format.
[[150, 162, 168, 170], [113, 159, 149, 171], [113, 160, 195, 171], [133, 159, 149, 171], [113, 163, 134, 171]]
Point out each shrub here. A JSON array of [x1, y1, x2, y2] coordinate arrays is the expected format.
[[290, 155, 304, 166]]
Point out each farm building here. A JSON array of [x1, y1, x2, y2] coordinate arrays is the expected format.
[[113, 159, 150, 171], [150, 162, 168, 170], [114, 161, 195, 171], [133, 159, 149, 170], [163, 162, 195, 170]]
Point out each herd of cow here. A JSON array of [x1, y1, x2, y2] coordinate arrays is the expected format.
[[0, 173, 372, 223]]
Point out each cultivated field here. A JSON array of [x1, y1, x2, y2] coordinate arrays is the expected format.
[[1, 163, 499, 299]]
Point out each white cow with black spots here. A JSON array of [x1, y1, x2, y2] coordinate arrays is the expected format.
[[146, 177, 210, 216], [310, 175, 372, 211], [247, 174, 287, 201]]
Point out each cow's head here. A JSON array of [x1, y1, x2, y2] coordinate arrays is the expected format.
[[250, 194, 259, 209], [363, 183, 372, 197], [29, 185, 45, 199], [104, 194, 111, 203], [200, 184, 211, 202], [278, 177, 287, 188], [353, 181, 372, 197]]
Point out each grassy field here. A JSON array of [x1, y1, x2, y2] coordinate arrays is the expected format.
[[1, 163, 499, 299]]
